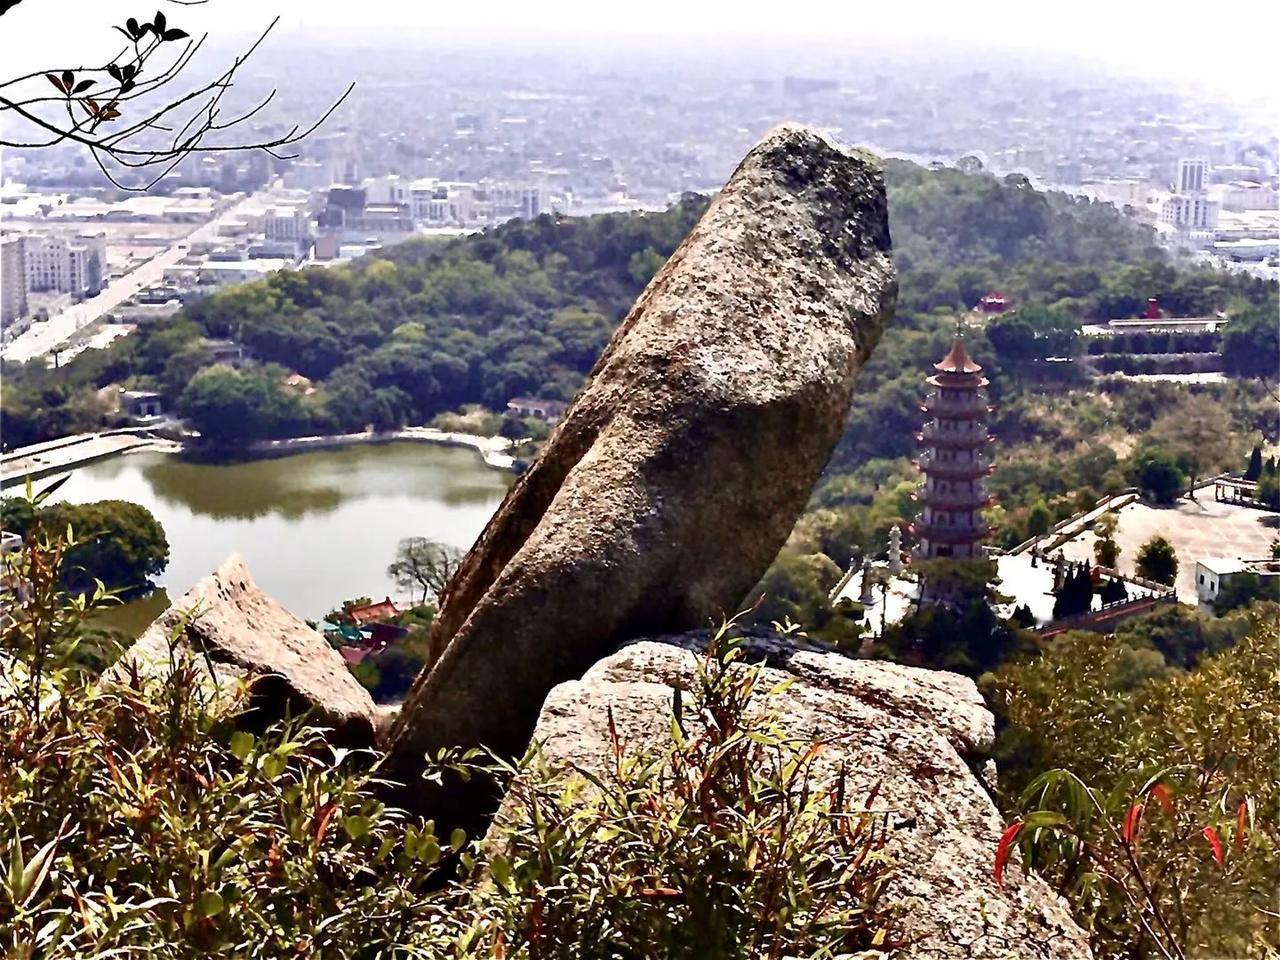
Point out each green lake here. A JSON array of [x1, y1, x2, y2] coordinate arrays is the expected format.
[[44, 442, 511, 631]]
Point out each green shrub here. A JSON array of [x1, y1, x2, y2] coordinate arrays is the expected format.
[[0, 516, 443, 958], [2, 512, 900, 958], [990, 613, 1279, 959], [453, 623, 903, 958], [1, 486, 168, 596]]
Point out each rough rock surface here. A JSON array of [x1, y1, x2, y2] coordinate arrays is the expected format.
[[386, 124, 896, 789], [509, 631, 1092, 959], [111, 555, 377, 746]]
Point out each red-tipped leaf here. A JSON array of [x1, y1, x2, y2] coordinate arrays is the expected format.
[[1202, 826, 1224, 866], [1122, 802, 1144, 845], [1235, 800, 1248, 851], [1149, 783, 1174, 816], [994, 820, 1023, 888]]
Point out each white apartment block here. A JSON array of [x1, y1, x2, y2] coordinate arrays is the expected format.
[[1160, 193, 1220, 230], [264, 203, 311, 243], [362, 175, 410, 206], [1216, 181, 1280, 212], [1160, 158, 1220, 232], [23, 232, 107, 296], [1, 234, 29, 329], [406, 178, 544, 226]]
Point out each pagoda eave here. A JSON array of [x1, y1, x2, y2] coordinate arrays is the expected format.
[[926, 373, 990, 390], [917, 433, 991, 449], [921, 403, 993, 416], [917, 464, 995, 479]]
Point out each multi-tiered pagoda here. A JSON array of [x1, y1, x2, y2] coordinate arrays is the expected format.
[[913, 338, 995, 560]]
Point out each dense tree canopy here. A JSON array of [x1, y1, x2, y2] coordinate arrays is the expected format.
[[1222, 307, 1280, 382], [983, 608, 1275, 959], [3, 160, 1274, 454], [2, 497, 168, 594]]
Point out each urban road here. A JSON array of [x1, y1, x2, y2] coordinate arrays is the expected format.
[[1, 192, 267, 365]]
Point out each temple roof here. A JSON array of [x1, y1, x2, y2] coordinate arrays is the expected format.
[[934, 337, 983, 374]]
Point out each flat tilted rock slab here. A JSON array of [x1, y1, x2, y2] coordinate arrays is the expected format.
[[510, 634, 1092, 960], [109, 554, 377, 746], [386, 123, 897, 790]]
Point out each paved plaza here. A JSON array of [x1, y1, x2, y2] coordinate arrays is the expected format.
[[1058, 497, 1278, 602]]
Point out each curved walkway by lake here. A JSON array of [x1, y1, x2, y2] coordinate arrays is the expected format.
[[249, 427, 517, 471], [1, 426, 517, 491], [0, 429, 181, 490]]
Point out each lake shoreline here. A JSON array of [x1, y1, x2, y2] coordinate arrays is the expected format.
[[39, 441, 511, 626], [2, 426, 518, 490]]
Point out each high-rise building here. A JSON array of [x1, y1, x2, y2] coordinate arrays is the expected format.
[[1177, 158, 1207, 194], [1, 234, 28, 330], [1161, 158, 1219, 232], [913, 338, 995, 560]]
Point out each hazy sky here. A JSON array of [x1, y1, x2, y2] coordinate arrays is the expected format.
[[3, 0, 1278, 105]]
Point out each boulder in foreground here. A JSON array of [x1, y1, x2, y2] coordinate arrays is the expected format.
[[499, 631, 1093, 959], [386, 123, 897, 793], [111, 554, 377, 746]]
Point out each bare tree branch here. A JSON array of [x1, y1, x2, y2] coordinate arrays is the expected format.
[[0, 3, 352, 190]]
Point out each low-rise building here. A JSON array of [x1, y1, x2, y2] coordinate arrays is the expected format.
[[120, 390, 165, 424], [1195, 557, 1280, 606], [507, 397, 568, 423]]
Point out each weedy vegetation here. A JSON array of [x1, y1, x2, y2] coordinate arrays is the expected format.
[[0, 498, 901, 958]]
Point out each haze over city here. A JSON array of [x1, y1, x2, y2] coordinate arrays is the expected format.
[[0, 2, 1277, 955]]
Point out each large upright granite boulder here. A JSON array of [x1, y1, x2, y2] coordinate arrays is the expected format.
[[110, 555, 377, 746], [501, 630, 1092, 959], [385, 124, 896, 791]]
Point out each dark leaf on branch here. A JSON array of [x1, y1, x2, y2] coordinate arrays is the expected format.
[[153, 10, 166, 33], [107, 63, 123, 81], [46, 73, 68, 94], [73, 79, 96, 94], [61, 70, 74, 89], [126, 16, 142, 40], [121, 79, 136, 94], [162, 28, 189, 41]]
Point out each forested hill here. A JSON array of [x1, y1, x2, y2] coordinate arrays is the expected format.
[[2, 161, 1275, 448]]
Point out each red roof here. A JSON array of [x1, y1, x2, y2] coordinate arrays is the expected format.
[[344, 597, 400, 627], [934, 338, 983, 375]]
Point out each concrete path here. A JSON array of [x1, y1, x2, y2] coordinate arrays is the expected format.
[[1, 431, 178, 490], [250, 427, 517, 471]]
